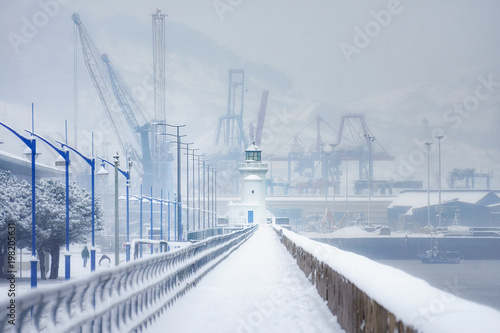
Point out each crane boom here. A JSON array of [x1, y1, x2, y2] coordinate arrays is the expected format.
[[72, 14, 130, 156], [101, 53, 142, 142], [101, 54, 153, 185], [73, 13, 154, 187], [255, 90, 269, 146]]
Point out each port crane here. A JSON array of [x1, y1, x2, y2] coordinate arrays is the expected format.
[[211, 69, 270, 194], [72, 13, 154, 189]]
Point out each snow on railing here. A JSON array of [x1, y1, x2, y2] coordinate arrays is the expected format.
[[0, 225, 257, 333]]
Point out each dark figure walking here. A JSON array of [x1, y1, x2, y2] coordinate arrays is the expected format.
[[81, 246, 90, 267]]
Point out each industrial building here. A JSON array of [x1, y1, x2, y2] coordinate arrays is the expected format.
[[387, 190, 500, 230]]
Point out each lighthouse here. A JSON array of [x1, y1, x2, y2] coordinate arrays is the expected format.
[[226, 142, 269, 225]]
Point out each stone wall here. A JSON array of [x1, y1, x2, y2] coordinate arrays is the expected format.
[[275, 228, 417, 333]]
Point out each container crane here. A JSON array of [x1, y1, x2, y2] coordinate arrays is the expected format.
[[101, 54, 153, 186], [72, 13, 153, 189], [214, 69, 248, 151]]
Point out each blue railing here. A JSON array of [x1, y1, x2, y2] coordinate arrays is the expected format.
[[0, 225, 257, 333], [187, 227, 224, 241]]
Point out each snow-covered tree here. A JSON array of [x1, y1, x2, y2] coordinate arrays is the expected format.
[[33, 178, 103, 279], [0, 172, 103, 279], [0, 172, 31, 277]]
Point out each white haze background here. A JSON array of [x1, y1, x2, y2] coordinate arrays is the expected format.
[[1, 0, 499, 188]]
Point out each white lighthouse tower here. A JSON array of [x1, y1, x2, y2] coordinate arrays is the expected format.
[[226, 142, 269, 225]]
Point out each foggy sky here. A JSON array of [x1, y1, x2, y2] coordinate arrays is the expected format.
[[1, 0, 499, 188]]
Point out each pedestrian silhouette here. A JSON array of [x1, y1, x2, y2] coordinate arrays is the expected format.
[[81, 246, 90, 267]]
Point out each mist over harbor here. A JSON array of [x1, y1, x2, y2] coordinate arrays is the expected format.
[[1, 0, 499, 189]]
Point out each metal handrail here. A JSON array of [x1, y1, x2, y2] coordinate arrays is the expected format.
[[0, 225, 257, 332]]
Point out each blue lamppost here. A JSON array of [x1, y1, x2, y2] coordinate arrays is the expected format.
[[140, 189, 155, 254], [140, 185, 143, 257], [28, 131, 71, 280], [167, 191, 171, 241], [160, 189, 163, 243], [206, 164, 211, 229], [129, 190, 143, 258], [149, 187, 153, 254], [174, 193, 178, 241], [98, 154, 132, 262], [0, 119, 38, 288], [57, 138, 97, 271], [187, 148, 199, 231], [133, 190, 154, 254]]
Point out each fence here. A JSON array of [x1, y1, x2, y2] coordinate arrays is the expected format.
[[0, 225, 257, 333], [186, 228, 224, 241]]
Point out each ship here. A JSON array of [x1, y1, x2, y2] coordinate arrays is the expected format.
[[419, 242, 460, 264]]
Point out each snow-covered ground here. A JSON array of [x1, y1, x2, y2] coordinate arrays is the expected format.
[[149, 224, 345, 333]]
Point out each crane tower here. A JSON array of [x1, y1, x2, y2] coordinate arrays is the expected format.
[[73, 12, 174, 193], [214, 69, 247, 152], [151, 9, 173, 193]]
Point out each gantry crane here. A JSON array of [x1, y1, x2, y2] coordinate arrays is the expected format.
[[214, 69, 248, 151], [267, 114, 395, 195]]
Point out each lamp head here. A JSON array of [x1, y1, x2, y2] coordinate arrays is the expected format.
[[55, 155, 66, 167], [23, 147, 41, 161], [97, 162, 109, 180], [113, 150, 119, 162]]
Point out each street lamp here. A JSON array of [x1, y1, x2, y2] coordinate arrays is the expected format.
[[174, 193, 178, 240], [29, 131, 71, 280], [160, 189, 163, 242], [188, 148, 199, 231], [364, 134, 375, 224], [185, 143, 191, 234], [425, 142, 433, 228], [202, 160, 206, 230], [170, 140, 193, 238], [153, 123, 186, 241], [0, 115, 38, 288], [57, 134, 97, 271], [206, 164, 211, 229], [132, 190, 157, 254], [98, 153, 131, 264], [345, 159, 349, 222], [130, 185, 144, 258], [149, 187, 153, 254], [167, 191, 171, 241], [213, 168, 217, 227], [195, 154, 203, 230], [212, 168, 217, 228], [436, 135, 444, 228], [329, 143, 338, 229], [113, 153, 119, 266]]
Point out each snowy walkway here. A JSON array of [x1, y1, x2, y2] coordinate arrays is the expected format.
[[150, 225, 344, 333]]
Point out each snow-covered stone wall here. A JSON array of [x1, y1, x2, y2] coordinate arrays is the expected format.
[[274, 226, 500, 333]]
